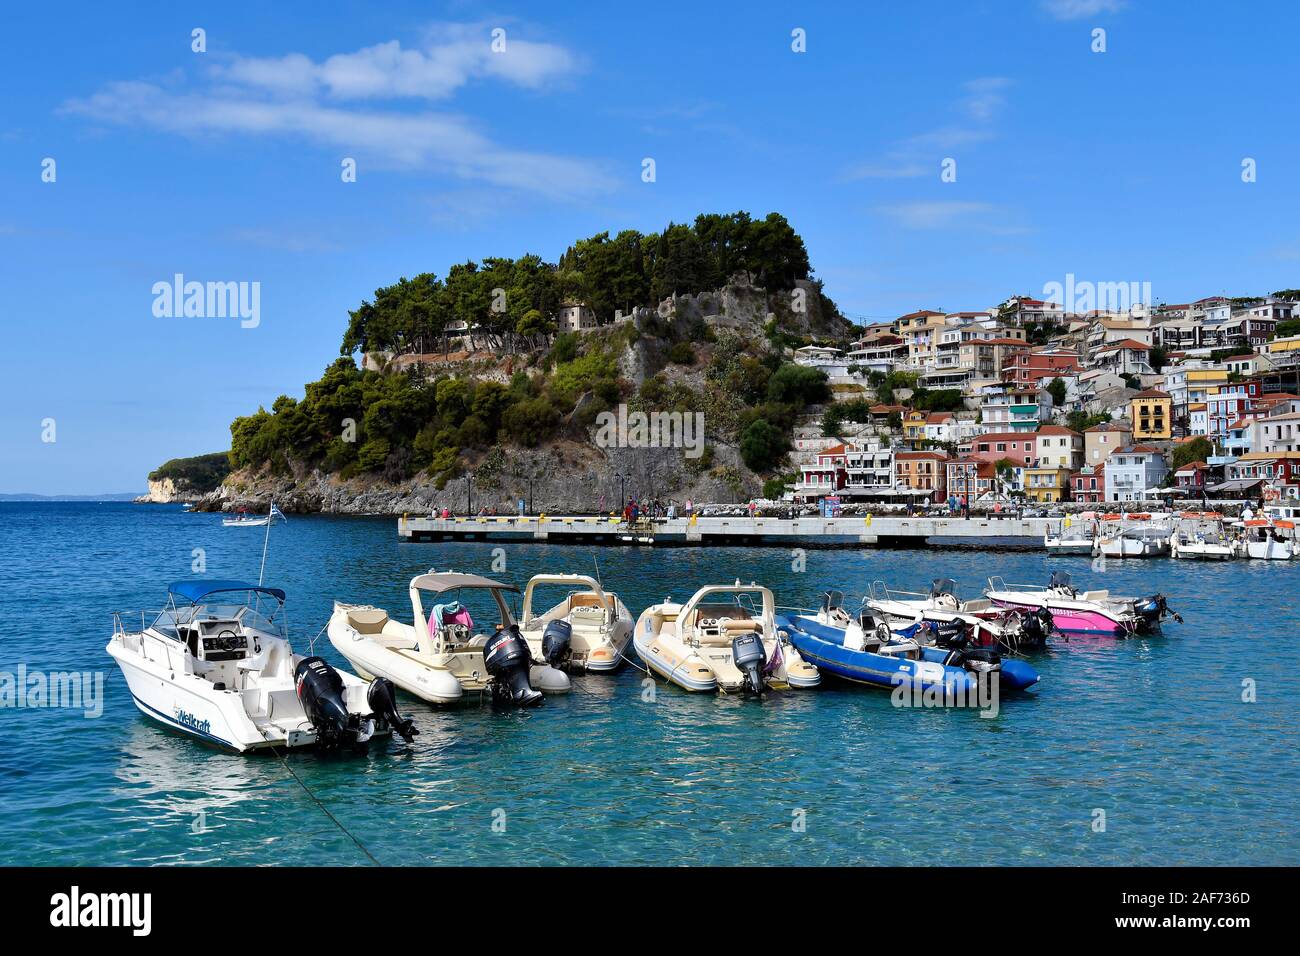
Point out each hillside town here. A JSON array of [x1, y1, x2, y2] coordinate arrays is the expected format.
[[784, 293, 1300, 509]]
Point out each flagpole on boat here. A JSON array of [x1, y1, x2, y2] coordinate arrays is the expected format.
[[258, 500, 276, 586]]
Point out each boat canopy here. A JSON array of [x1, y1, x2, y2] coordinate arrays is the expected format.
[[410, 571, 518, 593], [168, 580, 286, 603]]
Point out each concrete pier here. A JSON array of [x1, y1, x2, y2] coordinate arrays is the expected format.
[[398, 513, 1054, 549]]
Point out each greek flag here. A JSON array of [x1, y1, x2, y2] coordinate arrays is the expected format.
[[270, 504, 286, 521]]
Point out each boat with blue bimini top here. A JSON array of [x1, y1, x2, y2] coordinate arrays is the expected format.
[[107, 580, 417, 753], [634, 582, 820, 694], [775, 591, 1041, 694]]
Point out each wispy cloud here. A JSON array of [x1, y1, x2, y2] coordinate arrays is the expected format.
[[1041, 0, 1126, 21], [216, 22, 578, 100], [843, 77, 1010, 180], [59, 23, 613, 199], [878, 200, 1029, 234]]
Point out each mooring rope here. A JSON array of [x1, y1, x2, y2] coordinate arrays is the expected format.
[[271, 746, 381, 866]]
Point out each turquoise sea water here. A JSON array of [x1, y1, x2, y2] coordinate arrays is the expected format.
[[0, 501, 1297, 866]]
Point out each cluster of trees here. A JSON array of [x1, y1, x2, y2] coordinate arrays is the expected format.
[[340, 257, 563, 358], [229, 344, 621, 486], [148, 452, 230, 493], [341, 212, 812, 358]]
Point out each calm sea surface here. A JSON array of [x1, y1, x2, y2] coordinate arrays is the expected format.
[[1, 501, 1296, 866]]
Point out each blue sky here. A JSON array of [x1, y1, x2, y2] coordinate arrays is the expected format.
[[2, 0, 1297, 494]]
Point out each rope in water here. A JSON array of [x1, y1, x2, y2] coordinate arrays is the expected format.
[[271, 746, 381, 866]]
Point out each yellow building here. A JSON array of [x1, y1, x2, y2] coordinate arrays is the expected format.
[[1023, 466, 1073, 502], [1130, 388, 1173, 441], [902, 410, 928, 442]]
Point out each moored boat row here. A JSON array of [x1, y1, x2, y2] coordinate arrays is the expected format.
[[108, 563, 1186, 754], [1044, 509, 1297, 561]]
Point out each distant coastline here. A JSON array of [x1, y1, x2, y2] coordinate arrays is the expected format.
[[0, 493, 144, 502]]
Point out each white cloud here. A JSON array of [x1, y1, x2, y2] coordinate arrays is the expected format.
[[843, 78, 1009, 180], [960, 77, 1011, 122], [59, 24, 610, 199], [878, 200, 1028, 234], [217, 23, 578, 101], [1042, 0, 1126, 21]]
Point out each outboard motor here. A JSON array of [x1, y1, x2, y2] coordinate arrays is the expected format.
[[931, 618, 968, 648], [945, 645, 1002, 676], [484, 625, 544, 706], [295, 656, 354, 748], [1133, 593, 1180, 628], [366, 677, 418, 743], [541, 620, 573, 669], [731, 632, 767, 694]]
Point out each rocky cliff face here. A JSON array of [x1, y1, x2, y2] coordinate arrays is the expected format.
[[200, 440, 758, 515], [135, 477, 205, 504]]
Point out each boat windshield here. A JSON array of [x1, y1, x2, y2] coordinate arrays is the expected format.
[[151, 593, 285, 641], [423, 585, 518, 629], [930, 578, 956, 598], [1049, 571, 1073, 591]]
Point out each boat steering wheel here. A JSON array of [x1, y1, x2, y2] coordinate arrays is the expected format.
[[214, 628, 240, 652]]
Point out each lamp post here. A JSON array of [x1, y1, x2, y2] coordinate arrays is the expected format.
[[465, 471, 474, 516], [526, 475, 536, 515]]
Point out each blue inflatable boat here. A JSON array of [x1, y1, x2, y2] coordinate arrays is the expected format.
[[775, 594, 1039, 694]]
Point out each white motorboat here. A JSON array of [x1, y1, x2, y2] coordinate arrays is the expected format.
[[1096, 513, 1171, 558], [518, 573, 633, 673], [1170, 512, 1235, 560], [867, 578, 1051, 652], [107, 580, 416, 752], [222, 503, 284, 528], [985, 572, 1178, 637], [633, 582, 820, 694], [1043, 514, 1098, 554], [328, 570, 570, 707], [1234, 518, 1296, 560]]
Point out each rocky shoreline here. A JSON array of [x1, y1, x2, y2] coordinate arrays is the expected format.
[[185, 440, 761, 515]]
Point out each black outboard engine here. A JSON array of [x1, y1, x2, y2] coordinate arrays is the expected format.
[[541, 620, 573, 670], [295, 656, 353, 748], [731, 632, 768, 694], [366, 677, 418, 743], [945, 645, 1002, 676], [1133, 593, 1180, 628], [1006, 606, 1052, 650], [484, 625, 544, 706], [931, 618, 968, 649]]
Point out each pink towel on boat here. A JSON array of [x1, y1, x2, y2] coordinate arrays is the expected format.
[[428, 604, 474, 634]]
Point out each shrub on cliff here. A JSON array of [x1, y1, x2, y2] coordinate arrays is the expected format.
[[501, 397, 562, 447], [739, 418, 789, 473], [766, 364, 830, 406]]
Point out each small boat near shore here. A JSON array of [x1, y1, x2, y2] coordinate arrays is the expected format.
[[1234, 518, 1296, 560], [518, 573, 633, 672], [986, 572, 1180, 637], [1096, 513, 1172, 558], [107, 580, 416, 752], [329, 570, 570, 707], [634, 582, 820, 694], [1044, 515, 1098, 554], [222, 503, 285, 528], [1170, 512, 1235, 560], [777, 592, 1039, 694]]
